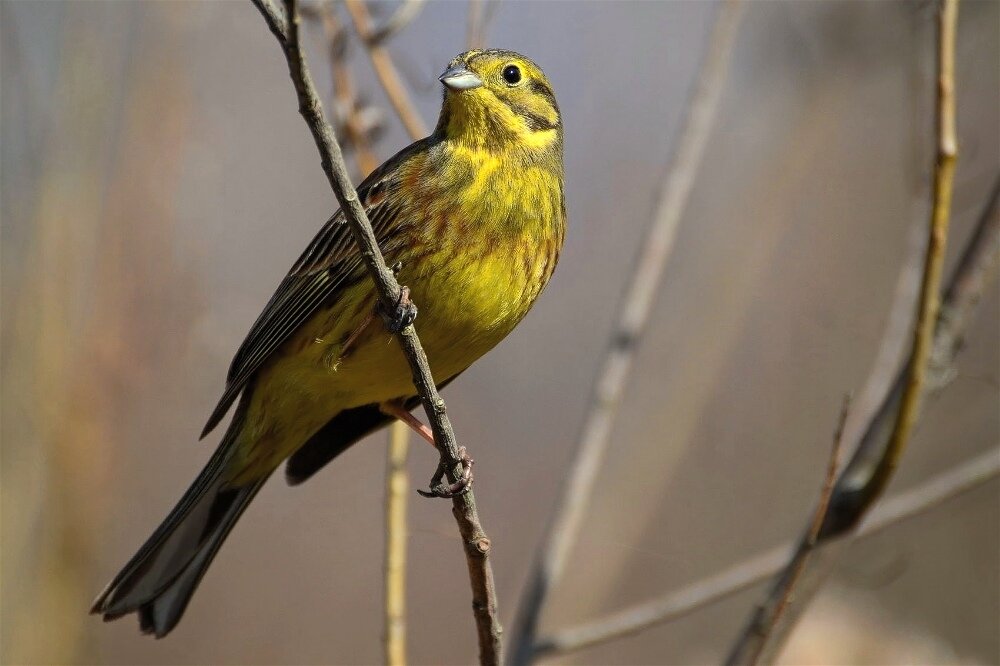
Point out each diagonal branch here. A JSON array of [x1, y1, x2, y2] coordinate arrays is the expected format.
[[507, 1, 745, 661], [301, 1, 381, 177], [250, 1, 501, 663], [725, 1, 960, 662], [531, 447, 999, 660], [343, 0, 428, 141]]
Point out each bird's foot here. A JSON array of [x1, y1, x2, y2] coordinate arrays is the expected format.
[[378, 286, 417, 334], [418, 446, 474, 499]]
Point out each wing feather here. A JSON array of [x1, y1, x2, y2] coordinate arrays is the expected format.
[[200, 140, 429, 438]]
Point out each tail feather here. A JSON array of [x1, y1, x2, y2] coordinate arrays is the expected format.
[[92, 409, 268, 636], [135, 480, 268, 637]]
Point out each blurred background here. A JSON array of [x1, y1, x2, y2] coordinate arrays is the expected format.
[[2, 1, 997, 664]]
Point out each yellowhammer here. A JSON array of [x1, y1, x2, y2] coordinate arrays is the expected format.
[[92, 49, 564, 636]]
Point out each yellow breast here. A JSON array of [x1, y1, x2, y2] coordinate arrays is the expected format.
[[228, 140, 564, 484]]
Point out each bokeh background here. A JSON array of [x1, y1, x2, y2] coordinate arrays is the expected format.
[[2, 1, 997, 664]]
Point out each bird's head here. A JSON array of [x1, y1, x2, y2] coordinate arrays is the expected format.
[[435, 49, 561, 155]]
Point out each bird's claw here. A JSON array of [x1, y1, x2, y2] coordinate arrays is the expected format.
[[417, 446, 474, 499], [379, 286, 418, 334]]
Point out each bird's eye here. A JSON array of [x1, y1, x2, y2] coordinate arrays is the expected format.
[[502, 64, 522, 85]]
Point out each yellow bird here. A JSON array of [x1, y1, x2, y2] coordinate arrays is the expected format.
[[92, 49, 565, 636]]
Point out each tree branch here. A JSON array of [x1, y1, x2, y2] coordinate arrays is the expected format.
[[732, 398, 849, 658], [367, 0, 426, 46], [531, 447, 999, 660], [507, 2, 744, 661], [384, 420, 409, 666], [250, 1, 501, 663], [725, 2, 960, 662], [301, 1, 381, 177], [343, 0, 428, 141]]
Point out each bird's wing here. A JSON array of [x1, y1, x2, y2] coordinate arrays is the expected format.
[[200, 142, 425, 438]]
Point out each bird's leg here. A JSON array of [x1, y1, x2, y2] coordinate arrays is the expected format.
[[380, 400, 436, 447], [379, 400, 474, 498], [339, 310, 374, 358], [377, 286, 418, 334]]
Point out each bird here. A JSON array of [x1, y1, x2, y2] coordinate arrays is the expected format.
[[91, 49, 565, 637]]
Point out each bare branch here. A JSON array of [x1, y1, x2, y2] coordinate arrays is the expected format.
[[384, 421, 409, 665], [466, 0, 484, 50], [722, 398, 850, 664], [725, 2, 960, 662], [302, 1, 381, 177], [507, 2, 744, 661], [815, 0, 962, 543], [249, 1, 501, 663], [532, 169, 997, 660], [531, 447, 999, 660], [465, 0, 501, 50], [343, 0, 428, 141], [368, 0, 426, 46]]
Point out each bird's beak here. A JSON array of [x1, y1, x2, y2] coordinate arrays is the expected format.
[[439, 65, 483, 92]]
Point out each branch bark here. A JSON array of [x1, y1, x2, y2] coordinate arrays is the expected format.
[[725, 2, 960, 662], [507, 2, 744, 661], [250, 1, 501, 663]]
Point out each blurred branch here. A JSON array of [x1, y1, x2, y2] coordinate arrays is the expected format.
[[384, 421, 409, 666], [343, 0, 428, 141], [508, 1, 745, 662], [368, 0, 426, 46], [734, 397, 849, 657], [726, 1, 960, 662], [531, 447, 999, 660], [301, 1, 381, 176], [466, 0, 499, 50], [250, 2, 501, 664]]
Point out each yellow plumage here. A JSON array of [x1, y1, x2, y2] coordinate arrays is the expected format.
[[92, 49, 564, 636]]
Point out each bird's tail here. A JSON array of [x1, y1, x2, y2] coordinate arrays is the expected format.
[[91, 412, 269, 637]]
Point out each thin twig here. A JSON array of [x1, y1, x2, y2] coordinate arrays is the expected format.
[[343, 0, 428, 141], [384, 421, 409, 666], [531, 447, 999, 660], [465, 0, 483, 50], [725, 2, 959, 662], [368, 0, 426, 46], [725, 397, 850, 663], [507, 2, 744, 662], [250, 2, 501, 663], [303, 1, 381, 177], [465, 0, 499, 51]]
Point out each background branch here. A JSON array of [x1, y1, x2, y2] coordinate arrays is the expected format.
[[384, 420, 409, 666], [302, 1, 381, 177], [343, 0, 428, 141], [507, 1, 744, 661], [531, 447, 999, 660], [725, 1, 960, 662], [367, 0, 426, 46], [530, 92, 998, 666], [250, 1, 501, 663], [465, 0, 499, 50]]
